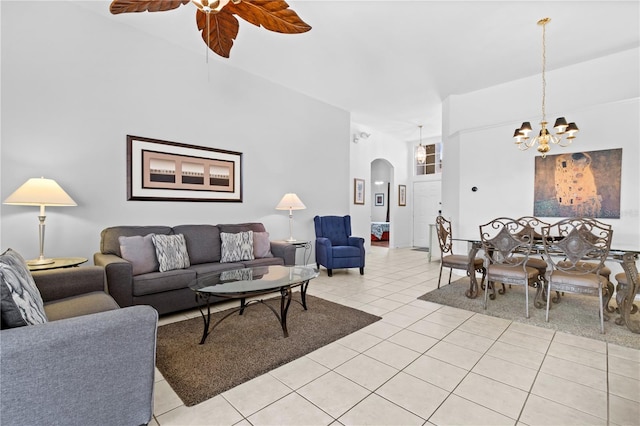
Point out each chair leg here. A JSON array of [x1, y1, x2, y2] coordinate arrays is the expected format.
[[598, 287, 604, 334], [479, 267, 487, 290], [447, 269, 453, 285], [359, 267, 364, 275], [437, 265, 444, 288], [525, 282, 530, 319], [483, 276, 489, 310], [545, 281, 552, 322], [327, 269, 333, 277]]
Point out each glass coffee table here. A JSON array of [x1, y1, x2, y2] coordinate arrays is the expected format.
[[189, 265, 319, 344]]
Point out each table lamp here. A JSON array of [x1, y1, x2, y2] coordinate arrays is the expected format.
[[4, 177, 77, 265], [275, 193, 306, 242]]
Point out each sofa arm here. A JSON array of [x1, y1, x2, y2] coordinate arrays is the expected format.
[[93, 252, 134, 307], [32, 266, 106, 303], [348, 236, 365, 248], [270, 241, 297, 266], [315, 237, 332, 267], [0, 305, 158, 426]]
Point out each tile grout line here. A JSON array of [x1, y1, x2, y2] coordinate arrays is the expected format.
[[514, 327, 556, 424], [421, 311, 517, 424], [606, 342, 610, 425]]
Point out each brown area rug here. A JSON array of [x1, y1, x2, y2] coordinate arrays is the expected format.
[[418, 278, 640, 350], [156, 294, 381, 406]]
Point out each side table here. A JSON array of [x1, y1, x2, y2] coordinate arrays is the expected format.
[[278, 240, 311, 266], [27, 257, 88, 272]]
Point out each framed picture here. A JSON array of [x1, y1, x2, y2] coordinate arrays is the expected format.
[[127, 135, 243, 202], [398, 184, 406, 206], [375, 193, 384, 206], [533, 148, 622, 218], [354, 178, 365, 205]]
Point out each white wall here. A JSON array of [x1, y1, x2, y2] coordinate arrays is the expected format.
[[0, 1, 351, 262], [442, 48, 640, 270], [350, 125, 411, 249], [370, 160, 391, 223]]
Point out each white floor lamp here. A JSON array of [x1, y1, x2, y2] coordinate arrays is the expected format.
[[4, 177, 77, 265], [275, 193, 306, 242]]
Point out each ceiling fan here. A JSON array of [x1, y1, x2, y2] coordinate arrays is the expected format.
[[109, 0, 312, 58]]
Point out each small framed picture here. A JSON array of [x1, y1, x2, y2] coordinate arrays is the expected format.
[[354, 178, 365, 205], [375, 193, 384, 206], [398, 185, 406, 206]]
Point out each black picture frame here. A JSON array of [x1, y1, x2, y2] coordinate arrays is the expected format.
[[127, 135, 243, 202]]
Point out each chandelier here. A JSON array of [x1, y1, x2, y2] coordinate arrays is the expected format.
[[415, 125, 426, 164], [513, 18, 578, 158]]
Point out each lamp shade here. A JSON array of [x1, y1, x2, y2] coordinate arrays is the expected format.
[[275, 193, 306, 211], [4, 177, 77, 207]]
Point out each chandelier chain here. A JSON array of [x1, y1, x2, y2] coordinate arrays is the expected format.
[[541, 21, 547, 122]]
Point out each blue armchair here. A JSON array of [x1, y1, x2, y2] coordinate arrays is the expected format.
[[314, 215, 365, 277]]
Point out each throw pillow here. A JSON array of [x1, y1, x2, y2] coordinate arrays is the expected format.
[[253, 231, 274, 258], [151, 234, 190, 273], [220, 268, 253, 282], [119, 234, 159, 276], [220, 231, 255, 263], [0, 248, 48, 328]]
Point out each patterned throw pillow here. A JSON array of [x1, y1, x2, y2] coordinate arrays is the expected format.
[[220, 231, 255, 263], [119, 234, 159, 275], [151, 234, 190, 273], [0, 248, 48, 328], [220, 268, 253, 282], [253, 231, 273, 258]]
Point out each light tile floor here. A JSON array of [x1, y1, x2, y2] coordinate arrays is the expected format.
[[151, 247, 640, 426]]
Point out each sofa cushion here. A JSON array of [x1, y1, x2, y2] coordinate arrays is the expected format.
[[220, 231, 255, 263], [151, 234, 190, 272], [0, 249, 48, 328], [253, 231, 274, 258], [119, 235, 159, 276], [172, 225, 221, 264], [242, 257, 285, 268], [132, 269, 197, 296], [101, 226, 173, 256], [218, 223, 267, 234], [332, 246, 362, 258], [188, 262, 246, 276], [44, 292, 120, 321]]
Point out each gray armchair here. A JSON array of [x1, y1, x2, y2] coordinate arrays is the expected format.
[[1, 266, 158, 426]]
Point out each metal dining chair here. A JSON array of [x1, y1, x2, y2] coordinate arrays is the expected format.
[[541, 218, 613, 333], [515, 216, 551, 306], [435, 215, 486, 289], [479, 217, 540, 318]]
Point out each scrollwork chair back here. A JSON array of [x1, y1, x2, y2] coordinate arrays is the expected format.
[[541, 218, 613, 333], [479, 217, 540, 318], [435, 215, 485, 289]]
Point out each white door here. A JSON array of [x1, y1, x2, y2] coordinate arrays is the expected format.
[[413, 181, 442, 251]]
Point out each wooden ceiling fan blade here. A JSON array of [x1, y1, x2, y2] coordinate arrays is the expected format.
[[110, 0, 191, 14], [196, 9, 239, 58], [227, 0, 311, 34]]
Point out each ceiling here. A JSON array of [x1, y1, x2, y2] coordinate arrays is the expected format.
[[78, 0, 639, 141]]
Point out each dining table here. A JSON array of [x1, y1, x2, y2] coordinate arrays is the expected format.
[[454, 237, 640, 334]]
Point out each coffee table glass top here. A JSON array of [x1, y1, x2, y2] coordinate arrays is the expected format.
[[189, 265, 319, 295]]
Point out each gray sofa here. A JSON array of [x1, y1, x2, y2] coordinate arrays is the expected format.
[[1, 266, 158, 426], [94, 222, 297, 315]]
